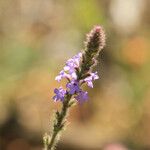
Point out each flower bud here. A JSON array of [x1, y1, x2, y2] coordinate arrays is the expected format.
[[85, 25, 105, 53]]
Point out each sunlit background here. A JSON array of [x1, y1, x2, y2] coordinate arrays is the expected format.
[[0, 0, 150, 150]]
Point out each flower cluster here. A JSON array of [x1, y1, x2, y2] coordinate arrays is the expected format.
[[53, 53, 99, 103], [53, 25, 105, 103]]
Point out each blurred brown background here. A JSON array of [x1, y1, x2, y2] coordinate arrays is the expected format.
[[0, 0, 150, 150]]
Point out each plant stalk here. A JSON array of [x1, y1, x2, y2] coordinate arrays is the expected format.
[[48, 94, 72, 150]]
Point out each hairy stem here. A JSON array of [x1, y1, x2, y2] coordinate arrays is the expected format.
[[48, 94, 72, 150]]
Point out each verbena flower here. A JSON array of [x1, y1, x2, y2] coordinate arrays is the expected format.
[[66, 80, 80, 95], [75, 91, 88, 103], [84, 72, 99, 88], [55, 70, 70, 82], [53, 87, 66, 102], [53, 26, 105, 103], [46, 25, 106, 150], [64, 52, 82, 74]]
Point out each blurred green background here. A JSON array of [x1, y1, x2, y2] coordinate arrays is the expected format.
[[0, 0, 150, 150]]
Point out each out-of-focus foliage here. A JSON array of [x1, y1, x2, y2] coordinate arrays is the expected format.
[[0, 0, 150, 149]]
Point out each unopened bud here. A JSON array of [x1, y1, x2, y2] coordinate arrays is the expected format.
[[85, 25, 105, 53]]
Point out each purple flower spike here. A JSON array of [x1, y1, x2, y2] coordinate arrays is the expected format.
[[66, 81, 80, 94], [49, 26, 106, 149], [55, 70, 70, 82], [84, 72, 99, 88], [53, 87, 66, 102], [75, 91, 88, 103]]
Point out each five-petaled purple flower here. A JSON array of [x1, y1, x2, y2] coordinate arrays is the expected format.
[[75, 91, 88, 103], [53, 87, 66, 102], [66, 81, 80, 94], [84, 72, 99, 88], [55, 70, 70, 82]]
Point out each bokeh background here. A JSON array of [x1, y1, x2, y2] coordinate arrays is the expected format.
[[0, 0, 150, 150]]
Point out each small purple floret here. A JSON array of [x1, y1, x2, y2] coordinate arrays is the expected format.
[[72, 52, 82, 67], [75, 91, 88, 103], [55, 70, 70, 82], [70, 72, 77, 80], [53, 87, 66, 102], [66, 81, 80, 94], [84, 72, 99, 88], [64, 53, 82, 74], [91, 72, 99, 80], [64, 59, 76, 74]]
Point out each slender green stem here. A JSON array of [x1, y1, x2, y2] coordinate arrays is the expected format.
[[48, 94, 72, 150]]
